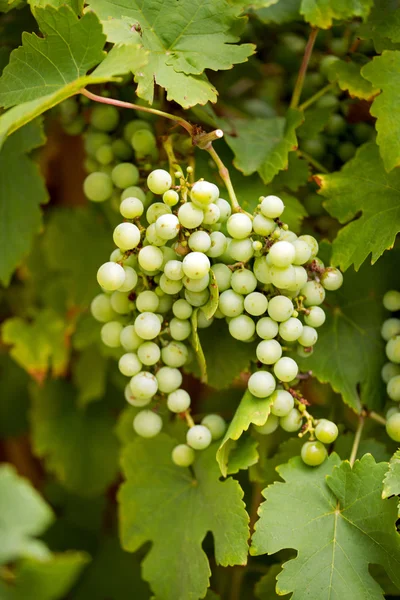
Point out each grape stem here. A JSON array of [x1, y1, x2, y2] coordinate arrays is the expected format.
[[162, 136, 181, 177], [184, 410, 195, 428], [368, 411, 386, 426], [349, 414, 365, 467], [299, 81, 337, 111], [206, 144, 246, 214], [298, 149, 329, 174], [290, 28, 319, 109]]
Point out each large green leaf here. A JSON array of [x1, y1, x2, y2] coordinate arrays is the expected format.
[[300, 0, 372, 29], [256, 0, 301, 24], [362, 52, 400, 172], [327, 58, 379, 100], [359, 0, 400, 50], [30, 380, 120, 496], [0, 353, 30, 438], [0, 464, 53, 565], [0, 6, 147, 143], [319, 142, 400, 271], [382, 449, 400, 516], [88, 0, 254, 108], [224, 109, 303, 184], [119, 434, 249, 600], [0, 120, 48, 286], [251, 454, 400, 599]]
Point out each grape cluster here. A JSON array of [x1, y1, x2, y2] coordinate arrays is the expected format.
[[381, 290, 400, 442], [86, 107, 343, 467]]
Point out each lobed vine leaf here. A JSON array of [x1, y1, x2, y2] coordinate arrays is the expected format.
[[359, 0, 400, 50], [0, 119, 48, 286], [88, 0, 254, 108], [255, 0, 301, 24], [300, 0, 373, 29], [382, 449, 400, 516], [327, 58, 379, 100], [251, 454, 400, 599], [119, 434, 249, 600], [319, 142, 400, 271]]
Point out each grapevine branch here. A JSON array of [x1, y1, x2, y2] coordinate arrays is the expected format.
[[290, 28, 319, 109], [349, 414, 365, 467], [299, 81, 337, 111]]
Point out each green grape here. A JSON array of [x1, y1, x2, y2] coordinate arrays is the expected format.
[[219, 289, 244, 317], [268, 241, 295, 268], [279, 317, 303, 342], [184, 288, 209, 307], [299, 235, 318, 258], [95, 144, 114, 165], [121, 186, 146, 203], [90, 105, 119, 131], [256, 339, 282, 365], [147, 169, 172, 195], [97, 261, 126, 291], [302, 137, 326, 160], [113, 223, 141, 251], [197, 310, 213, 329], [111, 163, 139, 189], [301, 441, 327, 467], [229, 315, 256, 341], [123, 119, 152, 143], [84, 132, 110, 157], [386, 413, 400, 442], [110, 291, 131, 315], [273, 357, 298, 382], [321, 267, 343, 291], [227, 214, 253, 239], [178, 202, 204, 228], [383, 290, 400, 312], [172, 299, 193, 320], [338, 141, 356, 162], [157, 294, 174, 314], [182, 252, 210, 280], [164, 260, 184, 281], [191, 181, 219, 207], [201, 414, 226, 440], [215, 198, 231, 222], [160, 246, 178, 268], [138, 246, 164, 271], [101, 321, 123, 348], [254, 414, 279, 435], [186, 425, 212, 450], [315, 419, 338, 444], [120, 197, 144, 219], [248, 371, 276, 398], [280, 408, 303, 432], [231, 269, 257, 295], [133, 410, 162, 438], [256, 317, 279, 340], [124, 384, 151, 407], [137, 341, 161, 366], [253, 257, 271, 284], [316, 93, 339, 109], [83, 172, 113, 202], [120, 325, 143, 351], [300, 281, 326, 307], [268, 295, 294, 322], [172, 444, 195, 467], [386, 336, 400, 364], [353, 122, 375, 143], [228, 239, 254, 262], [381, 318, 400, 342], [269, 264, 296, 290], [202, 203, 220, 225], [161, 341, 188, 367], [155, 214, 180, 240], [319, 54, 340, 77], [387, 375, 400, 401], [260, 195, 284, 218], [270, 389, 294, 417], [189, 231, 211, 253], [386, 407, 399, 420], [325, 113, 347, 136], [118, 352, 142, 377], [130, 371, 158, 399], [292, 240, 312, 265], [163, 189, 179, 206], [111, 139, 132, 161], [90, 294, 116, 322], [159, 274, 183, 295], [253, 214, 276, 236], [132, 129, 157, 156], [183, 274, 209, 293], [156, 366, 182, 393], [298, 326, 318, 347], [146, 202, 171, 224], [136, 290, 160, 313], [170, 317, 192, 341], [119, 267, 138, 293], [134, 312, 162, 340], [244, 292, 268, 316], [167, 388, 191, 413], [304, 306, 325, 328], [381, 362, 400, 384]]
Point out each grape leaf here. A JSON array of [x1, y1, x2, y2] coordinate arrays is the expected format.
[[270, 152, 310, 192], [88, 0, 254, 108], [30, 380, 119, 496], [362, 52, 400, 172], [227, 435, 259, 475], [119, 434, 249, 600], [29, 0, 83, 14], [359, 0, 400, 49], [0, 6, 147, 143], [217, 390, 273, 477], [2, 309, 70, 383], [300, 0, 373, 29], [327, 58, 379, 100], [0, 464, 53, 565], [296, 248, 399, 411], [0, 554, 89, 600], [383, 450, 400, 516], [0, 119, 48, 286], [224, 109, 303, 184], [0, 353, 29, 438], [251, 454, 400, 599], [255, 564, 289, 599], [256, 0, 301, 24], [72, 346, 108, 408], [319, 142, 400, 271], [72, 537, 151, 600], [297, 106, 334, 139]]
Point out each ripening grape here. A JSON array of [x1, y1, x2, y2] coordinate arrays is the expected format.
[[268, 241, 295, 268], [189, 231, 211, 253], [110, 291, 131, 314], [202, 203, 220, 225], [201, 414, 226, 440], [253, 257, 271, 284], [113, 222, 141, 251], [279, 318, 303, 342], [298, 326, 318, 347], [256, 339, 282, 365], [301, 441, 327, 466], [299, 235, 318, 258], [172, 299, 193, 320], [182, 252, 210, 280], [211, 264, 231, 292], [256, 317, 279, 340], [274, 357, 299, 382], [121, 186, 146, 203], [381, 362, 400, 384], [170, 317, 191, 340], [101, 321, 123, 347], [254, 413, 279, 434], [321, 267, 343, 291], [381, 318, 400, 342], [386, 336, 400, 364], [163, 189, 179, 206], [118, 353, 142, 377], [130, 371, 158, 399], [147, 169, 172, 195], [207, 232, 228, 258], [90, 105, 119, 131], [229, 315, 256, 341], [120, 197, 144, 219], [178, 202, 204, 228], [386, 413, 400, 442], [132, 130, 156, 156], [219, 289, 244, 317], [111, 163, 139, 188], [186, 425, 212, 450], [124, 384, 151, 407], [191, 181, 219, 206], [292, 239, 312, 265], [244, 292, 268, 316], [383, 290, 400, 312], [184, 288, 209, 307], [136, 290, 160, 313], [120, 325, 143, 352], [387, 375, 400, 401], [155, 214, 180, 240], [300, 281, 326, 307], [215, 198, 231, 221], [134, 312, 162, 340], [248, 371, 276, 398], [267, 296, 294, 322], [133, 410, 163, 438], [231, 269, 257, 295], [260, 195, 284, 218], [167, 388, 191, 413], [228, 239, 254, 262], [84, 172, 113, 202], [252, 214, 276, 236], [270, 389, 294, 417], [147, 202, 171, 224], [91, 294, 116, 322], [227, 214, 253, 239], [304, 306, 325, 328], [280, 408, 303, 432], [138, 246, 164, 271], [315, 419, 338, 444], [137, 341, 161, 366], [172, 444, 195, 467], [161, 341, 188, 367]]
